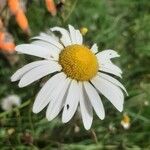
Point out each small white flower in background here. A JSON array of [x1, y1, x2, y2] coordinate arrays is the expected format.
[[74, 125, 80, 133], [11, 25, 128, 130], [1, 95, 21, 111], [121, 113, 131, 130], [109, 123, 116, 132], [144, 100, 149, 106], [7, 128, 15, 135]]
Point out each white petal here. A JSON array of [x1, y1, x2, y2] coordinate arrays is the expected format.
[[16, 44, 53, 59], [39, 32, 59, 42], [91, 43, 98, 53], [32, 40, 60, 52], [68, 25, 83, 44], [33, 72, 66, 113], [75, 30, 83, 44], [83, 82, 105, 120], [101, 63, 122, 74], [97, 50, 122, 77], [62, 80, 79, 123], [98, 72, 128, 95], [32, 40, 60, 60], [91, 76, 124, 112], [19, 61, 61, 87], [51, 27, 72, 46], [46, 78, 71, 121], [96, 49, 120, 64], [100, 65, 122, 78], [79, 82, 93, 130], [31, 33, 63, 49], [68, 25, 77, 44], [11, 60, 49, 82]]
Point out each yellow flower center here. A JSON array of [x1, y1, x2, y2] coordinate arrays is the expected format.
[[122, 114, 130, 123], [59, 44, 99, 81]]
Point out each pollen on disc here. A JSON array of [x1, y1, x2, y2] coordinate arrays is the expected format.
[[59, 44, 99, 81]]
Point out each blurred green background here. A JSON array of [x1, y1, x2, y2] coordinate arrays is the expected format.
[[0, 0, 150, 149]]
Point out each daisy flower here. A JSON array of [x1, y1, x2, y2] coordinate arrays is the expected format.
[[11, 25, 127, 130], [1, 94, 21, 111], [121, 113, 131, 130]]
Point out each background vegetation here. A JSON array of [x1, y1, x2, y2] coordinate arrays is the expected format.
[[0, 0, 150, 149]]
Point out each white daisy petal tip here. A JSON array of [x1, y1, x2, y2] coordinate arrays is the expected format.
[[68, 24, 74, 28], [99, 112, 105, 120], [91, 43, 98, 53], [106, 49, 120, 58], [84, 124, 92, 130], [46, 116, 51, 121], [124, 88, 129, 96], [10, 75, 16, 82], [96, 112, 105, 120], [32, 103, 43, 114], [32, 108, 39, 114], [18, 82, 24, 88], [68, 24, 76, 32], [118, 105, 123, 112], [46, 111, 53, 121], [126, 92, 129, 96], [117, 54, 120, 57], [62, 117, 69, 123], [18, 80, 26, 88], [101, 116, 105, 120], [116, 102, 124, 112], [97, 49, 120, 60], [15, 45, 21, 52], [81, 113, 93, 130], [32, 102, 43, 114], [11, 72, 20, 82]]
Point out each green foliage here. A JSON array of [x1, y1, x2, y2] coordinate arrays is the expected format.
[[0, 0, 150, 149]]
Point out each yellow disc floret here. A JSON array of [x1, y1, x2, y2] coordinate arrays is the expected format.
[[59, 44, 99, 81]]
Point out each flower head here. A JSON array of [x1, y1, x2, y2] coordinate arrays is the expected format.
[[11, 25, 127, 130], [1, 94, 21, 111], [121, 113, 131, 130]]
